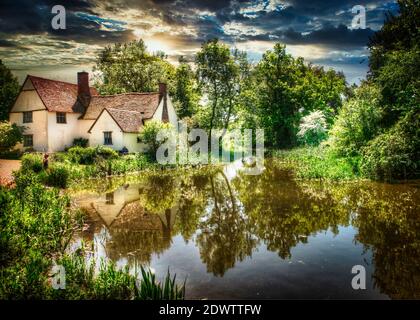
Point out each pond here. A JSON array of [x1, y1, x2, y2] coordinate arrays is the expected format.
[[71, 159, 420, 299]]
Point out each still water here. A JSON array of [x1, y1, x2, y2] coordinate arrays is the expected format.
[[71, 159, 420, 299]]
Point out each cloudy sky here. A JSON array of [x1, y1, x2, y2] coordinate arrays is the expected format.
[[0, 0, 399, 84]]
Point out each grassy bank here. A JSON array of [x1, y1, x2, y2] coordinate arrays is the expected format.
[[0, 170, 185, 299], [272, 146, 361, 180], [19, 146, 160, 189]]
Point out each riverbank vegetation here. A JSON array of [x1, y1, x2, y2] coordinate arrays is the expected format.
[[19, 146, 156, 188]]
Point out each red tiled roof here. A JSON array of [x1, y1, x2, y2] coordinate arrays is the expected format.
[[28, 75, 98, 113], [103, 108, 144, 133], [82, 93, 161, 120]]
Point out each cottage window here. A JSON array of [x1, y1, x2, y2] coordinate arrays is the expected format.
[[23, 135, 33, 147], [56, 112, 66, 124], [104, 132, 113, 145], [23, 111, 33, 123], [105, 192, 114, 205]]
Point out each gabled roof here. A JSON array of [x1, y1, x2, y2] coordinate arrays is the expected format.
[[27, 75, 98, 113], [82, 93, 160, 120], [88, 108, 144, 133]]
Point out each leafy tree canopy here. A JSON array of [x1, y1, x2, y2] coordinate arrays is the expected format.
[[93, 40, 175, 95], [0, 60, 20, 121]]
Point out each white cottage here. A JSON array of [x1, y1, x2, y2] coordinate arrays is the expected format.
[[9, 72, 178, 152]]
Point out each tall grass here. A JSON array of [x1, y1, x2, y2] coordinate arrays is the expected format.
[[273, 146, 361, 180]]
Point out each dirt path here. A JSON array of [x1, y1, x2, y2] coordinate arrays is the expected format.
[[0, 159, 21, 187]]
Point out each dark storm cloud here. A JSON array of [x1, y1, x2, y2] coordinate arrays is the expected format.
[[0, 0, 133, 44], [242, 24, 376, 49], [0, 39, 16, 48]]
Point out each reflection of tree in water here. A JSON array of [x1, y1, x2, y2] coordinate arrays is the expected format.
[[138, 174, 180, 214], [348, 183, 420, 299], [233, 161, 350, 259], [105, 173, 180, 266], [106, 202, 174, 266], [175, 173, 210, 242], [197, 171, 258, 276]]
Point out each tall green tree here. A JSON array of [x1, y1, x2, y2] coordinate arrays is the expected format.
[[368, 0, 420, 126], [173, 57, 200, 119], [195, 39, 239, 135], [255, 44, 304, 148], [255, 43, 347, 148], [0, 60, 19, 121], [93, 40, 175, 94], [368, 0, 420, 77]]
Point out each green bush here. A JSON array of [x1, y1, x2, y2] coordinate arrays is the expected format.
[[21, 153, 43, 173], [328, 84, 383, 156], [95, 146, 118, 160], [139, 120, 173, 159], [67, 146, 97, 165], [361, 109, 420, 181], [67, 146, 118, 165], [0, 121, 23, 155], [0, 149, 22, 160], [72, 138, 89, 148], [43, 164, 70, 188]]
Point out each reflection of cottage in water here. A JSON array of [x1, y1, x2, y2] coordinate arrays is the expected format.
[[76, 183, 177, 265]]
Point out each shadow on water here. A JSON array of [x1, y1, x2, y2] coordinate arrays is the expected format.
[[71, 159, 420, 299]]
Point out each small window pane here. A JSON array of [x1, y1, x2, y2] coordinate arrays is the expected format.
[[105, 192, 114, 205], [23, 112, 33, 123], [56, 112, 66, 124], [23, 135, 33, 147], [104, 132, 112, 145]]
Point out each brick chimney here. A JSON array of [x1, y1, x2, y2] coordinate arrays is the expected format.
[[159, 82, 169, 123], [77, 71, 91, 109]]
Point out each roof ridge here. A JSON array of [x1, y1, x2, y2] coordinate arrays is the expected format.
[[106, 107, 143, 114], [28, 74, 96, 89], [93, 92, 159, 98]]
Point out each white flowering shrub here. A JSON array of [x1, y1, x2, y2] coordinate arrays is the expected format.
[[297, 110, 328, 146]]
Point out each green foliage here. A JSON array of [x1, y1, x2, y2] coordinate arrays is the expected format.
[[42, 164, 70, 189], [368, 0, 419, 127], [368, 0, 420, 78], [108, 154, 153, 175], [373, 48, 419, 125], [67, 146, 118, 165], [96, 146, 119, 160], [21, 153, 43, 173], [67, 146, 97, 164], [195, 39, 239, 132], [72, 138, 89, 148], [173, 57, 200, 118], [361, 109, 420, 181], [297, 110, 328, 146], [0, 60, 20, 121], [139, 120, 173, 159], [94, 40, 175, 94], [255, 43, 346, 148], [0, 121, 23, 155], [274, 147, 361, 180], [137, 267, 185, 300], [328, 84, 383, 157]]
